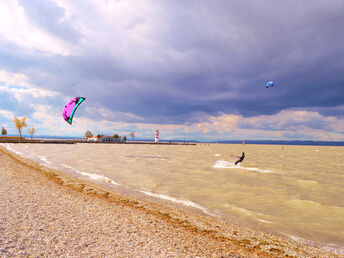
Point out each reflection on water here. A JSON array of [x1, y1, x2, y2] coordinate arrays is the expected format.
[[2, 143, 344, 250]]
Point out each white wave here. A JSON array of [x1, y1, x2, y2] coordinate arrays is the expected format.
[[286, 234, 312, 244], [258, 218, 274, 224], [297, 179, 319, 185], [213, 160, 236, 169], [283, 233, 344, 254], [213, 160, 272, 173], [139, 190, 217, 216], [39, 156, 52, 164], [61, 164, 120, 186], [288, 199, 322, 207], [61, 164, 75, 170], [323, 244, 344, 255], [0, 143, 23, 155], [80, 171, 120, 186], [224, 203, 275, 224], [285, 234, 344, 254], [224, 203, 254, 216], [244, 167, 272, 173]]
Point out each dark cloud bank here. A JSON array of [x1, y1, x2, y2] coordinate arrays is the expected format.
[[3, 0, 344, 124]]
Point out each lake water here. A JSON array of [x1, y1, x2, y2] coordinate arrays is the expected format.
[[2, 142, 344, 252]]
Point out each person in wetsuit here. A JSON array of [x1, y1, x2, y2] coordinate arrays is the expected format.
[[235, 152, 245, 165]]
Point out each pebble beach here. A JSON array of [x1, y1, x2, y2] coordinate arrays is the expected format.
[[0, 146, 340, 257]]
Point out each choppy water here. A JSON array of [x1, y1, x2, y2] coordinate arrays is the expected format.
[[2, 143, 344, 252]]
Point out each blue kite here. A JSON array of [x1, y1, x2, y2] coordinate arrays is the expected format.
[[266, 81, 274, 88]]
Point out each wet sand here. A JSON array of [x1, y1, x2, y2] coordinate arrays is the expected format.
[[0, 146, 339, 257]]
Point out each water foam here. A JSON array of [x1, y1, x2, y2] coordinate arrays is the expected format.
[[139, 190, 217, 216], [0, 145, 121, 188], [285, 234, 344, 254], [213, 160, 272, 173], [297, 179, 319, 185], [258, 218, 274, 224], [226, 204, 254, 216], [61, 164, 120, 186], [39, 156, 52, 164], [0, 143, 23, 155], [323, 244, 344, 255], [223, 203, 275, 224]]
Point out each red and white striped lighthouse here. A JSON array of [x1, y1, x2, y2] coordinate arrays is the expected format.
[[155, 130, 159, 142]]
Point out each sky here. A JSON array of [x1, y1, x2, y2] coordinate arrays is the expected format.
[[1, 0, 344, 141]]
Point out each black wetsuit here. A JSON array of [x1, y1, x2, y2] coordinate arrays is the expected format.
[[235, 153, 245, 165]]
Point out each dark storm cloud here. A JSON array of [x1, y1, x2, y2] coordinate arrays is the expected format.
[[148, 0, 344, 119], [3, 0, 344, 125], [306, 105, 344, 118], [93, 0, 344, 122]]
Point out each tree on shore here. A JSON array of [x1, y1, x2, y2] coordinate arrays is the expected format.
[[130, 132, 135, 140], [1, 127, 7, 136], [12, 116, 27, 138], [113, 134, 119, 142], [27, 127, 35, 139], [85, 130, 93, 138], [122, 136, 127, 142]]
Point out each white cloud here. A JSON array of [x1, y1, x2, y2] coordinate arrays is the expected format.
[[185, 110, 344, 141], [52, 0, 185, 71], [0, 70, 58, 101], [4, 104, 343, 141], [0, 110, 14, 120], [0, 70, 30, 86], [0, 1, 73, 55]]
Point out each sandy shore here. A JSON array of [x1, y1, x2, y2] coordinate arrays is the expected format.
[[0, 146, 340, 257]]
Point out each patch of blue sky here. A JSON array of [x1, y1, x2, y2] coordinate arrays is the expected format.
[[8, 85, 28, 90], [0, 83, 28, 90]]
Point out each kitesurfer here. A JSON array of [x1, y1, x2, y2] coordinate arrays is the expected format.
[[235, 152, 245, 165]]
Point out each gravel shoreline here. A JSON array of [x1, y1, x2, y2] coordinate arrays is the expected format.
[[0, 146, 340, 257]]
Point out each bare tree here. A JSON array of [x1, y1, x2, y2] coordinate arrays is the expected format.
[[27, 128, 35, 139], [85, 130, 93, 138], [1, 127, 7, 136], [129, 132, 135, 140], [12, 116, 27, 138]]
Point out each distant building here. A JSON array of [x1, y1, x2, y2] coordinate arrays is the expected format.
[[86, 135, 126, 143], [87, 136, 100, 142], [102, 136, 116, 142]]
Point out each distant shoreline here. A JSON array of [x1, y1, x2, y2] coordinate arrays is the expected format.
[[0, 138, 196, 145], [1, 136, 343, 146]]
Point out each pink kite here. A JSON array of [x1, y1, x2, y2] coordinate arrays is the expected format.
[[62, 97, 85, 124]]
